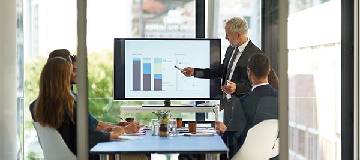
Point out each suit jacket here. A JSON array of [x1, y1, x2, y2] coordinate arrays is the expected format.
[[228, 84, 278, 151], [193, 40, 262, 125], [194, 40, 261, 95]]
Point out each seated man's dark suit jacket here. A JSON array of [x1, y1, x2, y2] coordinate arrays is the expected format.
[[227, 84, 278, 158]]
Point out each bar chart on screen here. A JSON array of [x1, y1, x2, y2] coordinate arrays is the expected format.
[[129, 55, 206, 93], [131, 57, 164, 91]]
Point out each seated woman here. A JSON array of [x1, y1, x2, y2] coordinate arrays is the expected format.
[[29, 49, 139, 137], [33, 57, 146, 160]]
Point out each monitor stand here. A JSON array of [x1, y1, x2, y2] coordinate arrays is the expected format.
[[141, 99, 193, 107], [164, 99, 171, 107]]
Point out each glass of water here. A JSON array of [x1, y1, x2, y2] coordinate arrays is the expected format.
[[168, 119, 177, 136], [151, 119, 159, 136]]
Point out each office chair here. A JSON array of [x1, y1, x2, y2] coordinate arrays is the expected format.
[[33, 122, 77, 160], [231, 119, 278, 160]]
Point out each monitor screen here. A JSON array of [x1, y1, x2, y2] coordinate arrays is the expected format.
[[114, 38, 221, 100]]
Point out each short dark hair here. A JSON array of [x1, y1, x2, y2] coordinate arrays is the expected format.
[[48, 49, 72, 63], [248, 54, 270, 78]]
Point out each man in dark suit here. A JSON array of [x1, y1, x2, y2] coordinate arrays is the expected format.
[[181, 17, 262, 158], [216, 54, 278, 159], [182, 17, 261, 125]]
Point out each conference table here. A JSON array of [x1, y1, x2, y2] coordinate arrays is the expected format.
[[90, 131, 228, 160]]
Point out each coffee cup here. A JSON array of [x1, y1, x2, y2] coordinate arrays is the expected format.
[[188, 121, 197, 134]]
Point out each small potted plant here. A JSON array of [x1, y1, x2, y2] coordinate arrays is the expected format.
[[153, 110, 170, 137]]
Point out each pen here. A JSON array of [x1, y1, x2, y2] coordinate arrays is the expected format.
[[174, 65, 182, 71]]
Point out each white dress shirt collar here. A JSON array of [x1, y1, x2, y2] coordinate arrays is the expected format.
[[237, 38, 250, 52], [251, 83, 270, 91]]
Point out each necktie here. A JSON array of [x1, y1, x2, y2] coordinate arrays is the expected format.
[[225, 47, 239, 80]]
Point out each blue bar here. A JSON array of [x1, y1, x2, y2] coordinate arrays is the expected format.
[[154, 74, 162, 79], [143, 63, 151, 74]]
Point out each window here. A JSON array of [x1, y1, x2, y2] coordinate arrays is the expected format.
[[87, 0, 196, 125], [209, 0, 261, 58], [22, 0, 76, 158], [16, 0, 24, 159], [288, 0, 341, 159]]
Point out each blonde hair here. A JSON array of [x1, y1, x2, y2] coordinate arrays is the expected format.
[[225, 17, 248, 34], [35, 57, 74, 128]]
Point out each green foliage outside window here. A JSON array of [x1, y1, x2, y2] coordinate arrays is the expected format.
[[24, 58, 46, 129], [27, 151, 40, 160], [87, 51, 146, 123], [24, 51, 155, 126]]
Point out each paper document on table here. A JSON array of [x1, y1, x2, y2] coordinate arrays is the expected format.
[[124, 132, 146, 136], [197, 127, 217, 134], [118, 136, 144, 140]]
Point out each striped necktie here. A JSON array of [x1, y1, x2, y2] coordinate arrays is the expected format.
[[225, 47, 239, 80]]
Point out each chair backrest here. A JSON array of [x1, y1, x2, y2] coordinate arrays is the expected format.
[[231, 119, 278, 160], [33, 122, 77, 160]]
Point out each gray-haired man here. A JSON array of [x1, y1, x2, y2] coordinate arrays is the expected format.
[[181, 17, 262, 158]]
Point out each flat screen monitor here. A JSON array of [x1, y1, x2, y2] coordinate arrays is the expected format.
[[114, 38, 221, 100]]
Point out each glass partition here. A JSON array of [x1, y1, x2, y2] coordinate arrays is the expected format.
[[288, 0, 341, 159]]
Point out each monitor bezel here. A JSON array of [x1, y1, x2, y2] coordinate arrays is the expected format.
[[113, 38, 221, 100]]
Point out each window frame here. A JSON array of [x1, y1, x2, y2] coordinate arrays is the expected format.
[[341, 0, 355, 159]]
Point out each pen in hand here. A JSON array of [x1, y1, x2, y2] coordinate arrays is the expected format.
[[175, 65, 187, 74], [178, 66, 194, 77]]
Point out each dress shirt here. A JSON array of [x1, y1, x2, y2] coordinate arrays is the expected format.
[[226, 38, 250, 99]]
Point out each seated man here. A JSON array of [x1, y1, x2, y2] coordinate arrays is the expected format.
[[216, 54, 278, 159]]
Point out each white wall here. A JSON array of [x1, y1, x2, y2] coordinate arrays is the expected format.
[[0, 0, 18, 159]]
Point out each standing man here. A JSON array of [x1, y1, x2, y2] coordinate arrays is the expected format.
[[182, 17, 261, 125], [181, 17, 262, 157]]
